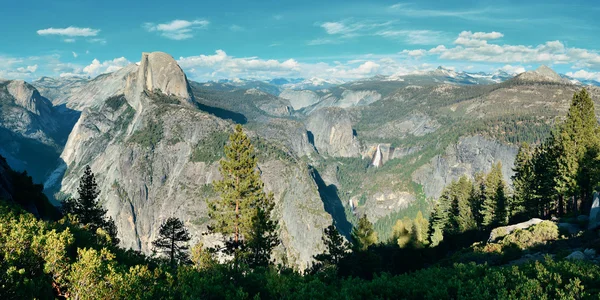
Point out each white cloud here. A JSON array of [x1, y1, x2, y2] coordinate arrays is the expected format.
[[64, 38, 76, 43], [307, 38, 343, 46], [82, 57, 130, 77], [177, 50, 431, 81], [401, 49, 426, 57], [144, 19, 209, 40], [72, 52, 78, 58], [498, 64, 526, 74], [566, 70, 600, 82], [409, 31, 600, 69], [37, 26, 100, 37], [376, 30, 445, 45], [88, 38, 107, 44], [16, 65, 38, 73], [454, 31, 504, 47], [229, 25, 244, 32]]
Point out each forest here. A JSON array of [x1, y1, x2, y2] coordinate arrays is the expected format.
[[2, 89, 600, 299]]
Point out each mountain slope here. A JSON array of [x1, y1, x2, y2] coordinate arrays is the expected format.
[[49, 52, 331, 268]]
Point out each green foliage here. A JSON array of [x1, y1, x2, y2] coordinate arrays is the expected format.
[[313, 222, 350, 267], [207, 124, 279, 265], [151, 217, 191, 268], [104, 94, 127, 111], [61, 165, 119, 245], [510, 89, 600, 218], [190, 131, 230, 163], [351, 215, 378, 251], [128, 119, 164, 148]]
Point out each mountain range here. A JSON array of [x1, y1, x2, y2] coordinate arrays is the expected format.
[[1, 52, 599, 268]]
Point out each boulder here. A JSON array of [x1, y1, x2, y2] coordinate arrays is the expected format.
[[584, 248, 597, 257], [589, 192, 600, 230], [488, 218, 544, 242], [558, 222, 581, 235], [566, 251, 586, 261]]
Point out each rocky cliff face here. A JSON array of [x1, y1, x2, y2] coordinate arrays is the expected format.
[[51, 52, 330, 269], [306, 107, 360, 157], [413, 135, 519, 199], [0, 80, 78, 181]]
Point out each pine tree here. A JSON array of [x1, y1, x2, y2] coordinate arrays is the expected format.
[[470, 172, 486, 229], [555, 89, 600, 215], [152, 217, 191, 268], [314, 222, 350, 265], [480, 162, 507, 228], [448, 176, 475, 234], [62, 165, 119, 245], [511, 143, 534, 221], [246, 192, 279, 268], [428, 187, 452, 246], [351, 214, 377, 251], [207, 125, 278, 264]]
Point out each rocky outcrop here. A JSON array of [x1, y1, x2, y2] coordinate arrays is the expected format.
[[488, 218, 544, 242], [413, 135, 518, 199], [128, 52, 193, 110], [52, 52, 331, 269], [7, 80, 53, 116], [35, 66, 136, 111], [589, 192, 600, 230], [279, 90, 322, 110], [306, 107, 360, 157]]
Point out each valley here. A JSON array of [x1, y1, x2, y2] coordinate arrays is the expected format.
[[1, 51, 599, 269]]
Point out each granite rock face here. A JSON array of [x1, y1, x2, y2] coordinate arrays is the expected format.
[[51, 52, 330, 269], [306, 107, 360, 157], [413, 135, 519, 199]]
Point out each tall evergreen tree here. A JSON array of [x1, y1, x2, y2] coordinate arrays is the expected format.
[[245, 192, 279, 268], [152, 217, 191, 268], [351, 215, 378, 251], [511, 143, 534, 221], [480, 162, 507, 228], [207, 125, 279, 264], [555, 89, 600, 215], [428, 186, 452, 246], [314, 222, 350, 266], [62, 165, 119, 245], [448, 176, 475, 234]]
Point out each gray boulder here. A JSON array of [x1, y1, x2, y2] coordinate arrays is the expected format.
[[566, 251, 586, 261], [589, 192, 600, 230], [584, 248, 597, 257], [488, 218, 544, 242]]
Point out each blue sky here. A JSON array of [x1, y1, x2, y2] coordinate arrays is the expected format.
[[1, 0, 600, 82]]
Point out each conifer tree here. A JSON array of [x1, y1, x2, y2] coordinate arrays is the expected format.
[[152, 217, 191, 268], [511, 143, 534, 221], [62, 165, 119, 245], [246, 192, 279, 267], [555, 89, 600, 214], [448, 176, 475, 234], [207, 125, 278, 264], [351, 214, 377, 251], [480, 163, 507, 228], [428, 187, 451, 246], [314, 222, 350, 265]]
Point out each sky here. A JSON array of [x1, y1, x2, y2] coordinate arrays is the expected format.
[[1, 0, 600, 82]]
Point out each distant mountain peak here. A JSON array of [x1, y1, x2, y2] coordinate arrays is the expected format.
[[513, 65, 570, 84]]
